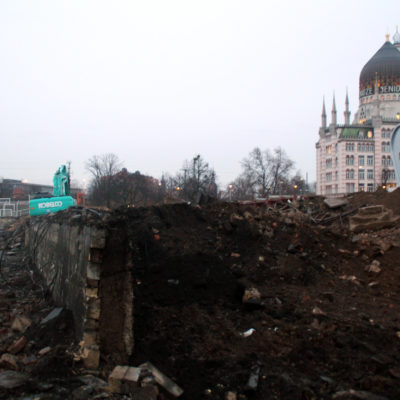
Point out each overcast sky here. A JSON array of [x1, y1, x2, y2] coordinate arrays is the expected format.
[[1, 0, 400, 188]]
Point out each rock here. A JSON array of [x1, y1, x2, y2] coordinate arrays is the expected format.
[[7, 336, 27, 354], [139, 362, 184, 397], [365, 260, 381, 274], [78, 374, 108, 390], [72, 385, 94, 399], [41, 307, 63, 324], [230, 213, 244, 224], [225, 392, 237, 400], [21, 355, 37, 366], [108, 365, 129, 393], [242, 288, 261, 306], [108, 365, 140, 394], [332, 389, 388, 400], [38, 346, 51, 357], [240, 328, 255, 337], [11, 314, 32, 333], [245, 366, 260, 392], [124, 366, 141, 391], [0, 353, 18, 370], [0, 370, 29, 389], [312, 307, 326, 316]]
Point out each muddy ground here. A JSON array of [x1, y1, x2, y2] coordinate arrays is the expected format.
[[1, 190, 400, 399]]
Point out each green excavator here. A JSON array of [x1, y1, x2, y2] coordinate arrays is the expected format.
[[29, 165, 76, 216]]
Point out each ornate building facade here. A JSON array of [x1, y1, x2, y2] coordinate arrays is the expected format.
[[316, 29, 400, 195]]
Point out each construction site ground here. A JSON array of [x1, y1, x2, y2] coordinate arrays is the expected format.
[[1, 189, 400, 399]]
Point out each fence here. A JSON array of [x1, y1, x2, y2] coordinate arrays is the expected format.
[[0, 198, 29, 217]]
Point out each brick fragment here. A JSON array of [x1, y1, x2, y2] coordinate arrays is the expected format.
[[7, 336, 27, 355]]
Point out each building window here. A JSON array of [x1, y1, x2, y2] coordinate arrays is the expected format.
[[326, 172, 332, 181], [346, 142, 354, 151], [326, 145, 332, 155], [367, 156, 373, 166], [367, 183, 374, 192], [359, 155, 364, 166], [346, 183, 355, 193], [382, 156, 386, 166], [346, 169, 354, 179], [366, 143, 374, 152], [359, 183, 365, 191], [367, 169, 374, 179], [346, 155, 354, 165], [326, 159, 332, 168], [387, 156, 392, 166], [382, 142, 390, 152], [359, 169, 365, 180], [335, 157, 338, 167]]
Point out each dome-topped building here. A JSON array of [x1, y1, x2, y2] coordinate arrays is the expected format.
[[316, 30, 400, 196], [359, 39, 400, 96]]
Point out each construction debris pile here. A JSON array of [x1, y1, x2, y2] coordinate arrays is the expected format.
[[1, 189, 400, 399]]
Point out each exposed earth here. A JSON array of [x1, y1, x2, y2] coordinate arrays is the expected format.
[[1, 189, 400, 399]]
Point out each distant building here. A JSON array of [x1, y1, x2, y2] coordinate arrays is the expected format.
[[0, 178, 81, 200], [316, 29, 400, 195]]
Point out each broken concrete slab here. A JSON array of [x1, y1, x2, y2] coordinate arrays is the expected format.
[[324, 197, 348, 209], [349, 206, 400, 232], [108, 365, 129, 393], [107, 365, 140, 394], [139, 362, 184, 397]]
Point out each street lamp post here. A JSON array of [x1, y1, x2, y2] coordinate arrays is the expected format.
[[228, 184, 233, 201]]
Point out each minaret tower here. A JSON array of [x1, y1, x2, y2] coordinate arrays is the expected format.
[[393, 26, 400, 51], [331, 93, 337, 126], [321, 97, 327, 128], [344, 89, 351, 125]]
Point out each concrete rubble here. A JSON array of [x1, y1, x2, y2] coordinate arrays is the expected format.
[[107, 362, 183, 397]]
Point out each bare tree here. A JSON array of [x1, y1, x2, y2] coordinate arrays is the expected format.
[[241, 147, 294, 197], [86, 153, 123, 207], [226, 176, 255, 201], [177, 155, 218, 202]]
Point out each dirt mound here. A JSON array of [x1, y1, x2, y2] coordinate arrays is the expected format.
[[346, 188, 400, 215], [107, 202, 400, 399], [2, 195, 400, 399]]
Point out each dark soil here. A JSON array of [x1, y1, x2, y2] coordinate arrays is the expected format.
[[2, 190, 400, 399], [107, 196, 400, 399]]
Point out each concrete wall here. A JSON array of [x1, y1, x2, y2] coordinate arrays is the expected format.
[[25, 217, 134, 369]]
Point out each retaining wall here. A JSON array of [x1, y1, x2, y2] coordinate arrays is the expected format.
[[25, 216, 134, 368]]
